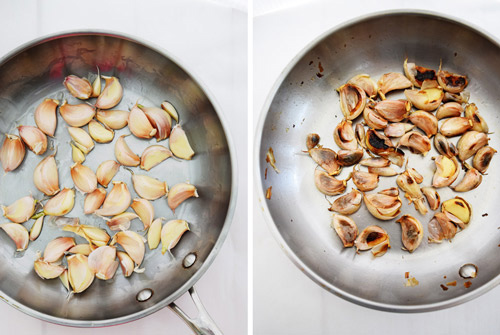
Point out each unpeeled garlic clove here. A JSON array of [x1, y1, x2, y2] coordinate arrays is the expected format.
[[396, 215, 423, 253], [383, 122, 414, 138], [34, 259, 65, 279], [432, 155, 460, 188], [95, 76, 123, 109], [352, 168, 379, 191], [68, 127, 94, 154], [371, 238, 390, 257], [167, 182, 198, 212], [363, 190, 402, 221], [43, 188, 75, 216], [336, 149, 363, 167], [59, 269, 69, 290], [354, 225, 389, 251], [363, 105, 388, 129], [399, 131, 431, 156], [33, 153, 60, 196], [29, 215, 44, 241], [161, 101, 179, 123], [347, 74, 378, 98], [309, 148, 341, 176], [404, 88, 443, 112], [331, 214, 358, 248], [63, 75, 92, 99], [91, 69, 101, 98], [142, 106, 172, 141], [377, 72, 412, 99], [457, 131, 489, 161], [93, 181, 131, 216], [112, 230, 145, 266], [161, 219, 189, 254], [43, 237, 76, 263], [437, 67, 468, 93], [328, 189, 362, 215], [378, 187, 399, 196], [396, 169, 427, 215], [464, 103, 488, 133], [88, 246, 118, 280], [451, 168, 482, 192], [354, 124, 366, 149], [34, 99, 58, 137], [434, 133, 457, 158], [117, 251, 134, 277], [407, 167, 423, 184], [128, 103, 157, 139], [71, 143, 85, 163], [105, 212, 138, 231], [80, 225, 111, 247], [365, 129, 405, 167], [403, 59, 436, 87], [88, 119, 114, 143], [314, 169, 347, 196], [128, 169, 168, 200], [115, 135, 140, 167], [421, 187, 440, 211], [0, 134, 25, 172], [140, 145, 173, 171], [440, 117, 472, 137], [473, 146, 496, 174], [131, 198, 154, 229], [374, 99, 411, 122], [18, 126, 47, 155], [442, 197, 472, 228], [306, 133, 320, 150], [71, 163, 97, 194], [67, 254, 95, 293], [68, 244, 95, 256], [359, 157, 390, 168], [408, 111, 438, 137], [96, 110, 129, 129], [96, 160, 120, 188], [0, 223, 29, 251], [333, 120, 357, 150], [148, 217, 162, 250], [367, 166, 397, 176], [338, 83, 366, 120], [436, 102, 463, 120], [428, 212, 457, 243], [170, 124, 195, 160], [2, 195, 35, 223], [443, 91, 470, 104], [59, 100, 96, 127], [84, 188, 106, 214]]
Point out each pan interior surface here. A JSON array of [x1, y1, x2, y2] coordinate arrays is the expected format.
[[0, 33, 232, 324], [259, 12, 500, 311]]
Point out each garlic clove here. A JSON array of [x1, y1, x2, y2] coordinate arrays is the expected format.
[[83, 187, 106, 214], [367, 166, 398, 176], [399, 131, 431, 156], [333, 120, 357, 150], [363, 105, 388, 130], [112, 230, 145, 266], [0, 223, 29, 251], [365, 129, 405, 167], [117, 251, 134, 277], [436, 102, 463, 120], [88, 246, 118, 280], [34, 99, 59, 137], [352, 169, 379, 191], [442, 197, 472, 227], [140, 145, 173, 171], [96, 160, 120, 188], [131, 198, 154, 229], [170, 124, 195, 160], [403, 59, 436, 88], [129, 170, 168, 201], [91, 69, 101, 98], [43, 188, 75, 216], [473, 146, 496, 174], [359, 157, 390, 168], [331, 214, 358, 248], [60, 269, 69, 290], [67, 254, 95, 293], [161, 219, 189, 254], [0, 134, 25, 172], [96, 110, 129, 129], [347, 74, 378, 98], [88, 119, 114, 143], [371, 238, 390, 257], [377, 72, 412, 99], [383, 122, 414, 138], [68, 127, 94, 154], [34, 259, 66, 280], [148, 217, 162, 250], [374, 99, 411, 122], [328, 189, 362, 215], [338, 83, 366, 120], [378, 187, 399, 196], [314, 169, 348, 196], [63, 75, 92, 99], [363, 191, 402, 221], [428, 212, 457, 243], [464, 103, 488, 133], [440, 117, 472, 137], [404, 88, 444, 112], [437, 67, 468, 93], [43, 237, 76, 263], [2, 195, 35, 223], [457, 131, 489, 161], [71, 143, 85, 163], [68, 244, 95, 256], [306, 133, 320, 150], [161, 101, 179, 123], [93, 181, 131, 217], [105, 212, 138, 231], [29, 215, 44, 241], [354, 124, 366, 149], [354, 225, 389, 251], [70, 163, 97, 194], [396, 169, 428, 215], [396, 215, 423, 253], [95, 76, 123, 109], [408, 111, 438, 137], [33, 153, 60, 196], [407, 167, 424, 184], [421, 187, 440, 211], [18, 126, 47, 155], [167, 182, 198, 212], [451, 167, 482, 192], [115, 135, 140, 167], [80, 225, 111, 247], [336, 149, 363, 167], [59, 100, 96, 127], [434, 133, 457, 158], [432, 155, 460, 188], [128, 103, 157, 139], [309, 148, 341, 176], [142, 106, 172, 141], [443, 91, 470, 104]]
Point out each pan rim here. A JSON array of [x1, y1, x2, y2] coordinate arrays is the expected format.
[[0, 29, 238, 327], [254, 8, 500, 313]]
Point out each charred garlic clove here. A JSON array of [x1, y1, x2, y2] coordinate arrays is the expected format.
[[428, 212, 457, 243], [443, 91, 470, 104], [309, 148, 341, 175], [457, 131, 489, 161], [421, 187, 440, 211], [442, 197, 472, 229], [348, 74, 378, 98], [464, 103, 488, 133], [473, 146, 496, 174], [354, 124, 366, 149], [396, 215, 423, 253], [359, 157, 390, 168], [399, 131, 431, 156], [404, 88, 443, 112], [365, 129, 405, 167], [338, 83, 366, 120], [396, 168, 428, 215], [314, 169, 348, 196], [331, 214, 358, 248], [306, 133, 320, 150], [436, 102, 463, 120], [368, 166, 398, 176], [328, 189, 362, 215], [352, 167, 379, 192], [336, 149, 363, 166], [363, 190, 402, 220], [440, 117, 472, 137], [383, 122, 414, 138], [363, 105, 388, 129], [437, 67, 468, 93], [403, 59, 436, 87], [451, 167, 482, 192], [434, 133, 457, 158], [334, 120, 358, 150], [432, 155, 460, 188], [377, 72, 412, 100], [374, 99, 411, 122], [354, 225, 390, 253], [408, 111, 438, 137]]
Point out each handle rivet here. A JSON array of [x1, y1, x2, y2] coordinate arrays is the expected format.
[[183, 252, 197, 268], [136, 288, 154, 302]]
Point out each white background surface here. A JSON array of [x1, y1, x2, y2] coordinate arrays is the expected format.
[[253, 0, 500, 334], [0, 1, 247, 335]]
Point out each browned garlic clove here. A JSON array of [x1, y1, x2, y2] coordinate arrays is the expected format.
[[338, 83, 366, 120], [147, 217, 162, 250], [451, 167, 482, 192], [378, 187, 399, 196], [408, 111, 438, 137], [0, 223, 29, 251], [440, 117, 472, 137], [432, 155, 460, 188], [128, 103, 157, 139], [115, 135, 140, 167], [354, 225, 390, 251], [334, 120, 357, 150], [443, 91, 470, 104], [434, 133, 457, 158], [377, 72, 412, 99], [96, 160, 120, 188], [63, 75, 92, 99], [88, 246, 118, 280], [34, 259, 65, 279], [374, 99, 411, 122], [59, 100, 96, 127], [111, 231, 145, 266], [0, 134, 25, 172], [396, 215, 423, 253], [359, 157, 390, 168], [352, 168, 379, 192], [43, 188, 75, 216], [84, 188, 106, 214], [464, 103, 488, 133], [407, 167, 423, 184], [161, 219, 190, 254], [437, 67, 468, 93], [96, 110, 129, 129], [314, 169, 348, 196], [34, 99, 59, 137], [131, 198, 154, 230], [67, 254, 95, 293], [473, 146, 496, 174], [396, 168, 428, 215], [442, 197, 472, 228], [161, 101, 179, 123], [421, 187, 440, 211], [403, 59, 436, 87], [354, 124, 366, 149], [167, 182, 198, 212], [140, 145, 173, 171], [95, 76, 123, 109], [18, 126, 47, 155], [71, 163, 97, 194], [93, 181, 131, 217], [309, 147, 341, 176], [336, 149, 363, 166], [2, 195, 35, 223], [457, 131, 489, 161], [363, 190, 402, 221], [363, 105, 388, 129], [428, 212, 457, 243], [368, 166, 398, 176], [331, 214, 358, 248], [88, 119, 114, 143], [383, 122, 414, 138], [404, 88, 443, 112], [43, 237, 76, 263], [365, 129, 405, 167], [348, 74, 378, 98], [141, 106, 172, 141], [170, 124, 195, 160], [399, 131, 431, 156], [436, 102, 463, 120], [328, 189, 362, 215], [306, 133, 320, 150]]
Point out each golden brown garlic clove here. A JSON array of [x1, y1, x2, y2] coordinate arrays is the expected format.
[[0, 134, 25, 172], [333, 120, 357, 150], [451, 167, 482, 192], [404, 88, 443, 112], [407, 167, 424, 184], [377, 72, 412, 99], [63, 75, 92, 100], [359, 157, 390, 168], [374, 99, 411, 122], [428, 212, 457, 243], [472, 146, 496, 174], [440, 117, 472, 137], [34, 98, 59, 137], [306, 133, 320, 150], [442, 197, 472, 229], [368, 166, 398, 176], [363, 105, 388, 130], [314, 169, 348, 196], [354, 225, 390, 251], [354, 124, 366, 149], [338, 83, 366, 120], [421, 187, 440, 211], [331, 214, 358, 248], [365, 129, 405, 167], [436, 102, 463, 120], [363, 190, 402, 221], [348, 74, 378, 98], [309, 148, 341, 175], [399, 131, 431, 156], [383, 122, 414, 138], [434, 133, 457, 158], [378, 187, 399, 196], [371, 239, 390, 257], [464, 103, 488, 133], [18, 126, 47, 155], [396, 168, 428, 215], [403, 59, 436, 87], [408, 111, 438, 137], [437, 67, 468, 93], [457, 131, 489, 161], [432, 155, 460, 188], [336, 149, 363, 166], [328, 189, 362, 215], [396, 215, 423, 253], [352, 167, 379, 192]]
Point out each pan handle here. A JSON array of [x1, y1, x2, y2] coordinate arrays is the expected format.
[[168, 286, 223, 335]]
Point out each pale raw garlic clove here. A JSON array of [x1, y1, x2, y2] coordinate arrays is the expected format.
[[33, 153, 60, 196], [141, 106, 172, 141], [2, 195, 36, 223], [131, 198, 154, 229], [436, 102, 463, 120], [396, 168, 427, 215], [306, 133, 320, 150], [354, 225, 390, 253], [0, 223, 29, 251], [338, 83, 366, 120], [93, 181, 131, 217], [363, 105, 388, 129], [140, 145, 173, 171], [365, 129, 405, 167], [336, 149, 363, 167], [29, 215, 44, 241], [442, 197, 472, 229], [434, 133, 457, 158], [363, 190, 402, 221], [88, 119, 114, 143], [428, 212, 457, 243], [328, 189, 362, 215], [128, 103, 157, 139], [331, 214, 358, 248], [432, 155, 460, 188], [96, 160, 120, 188], [117, 251, 134, 277], [437, 67, 468, 93], [95, 76, 123, 109], [68, 244, 95, 256], [18, 126, 47, 155], [68, 127, 94, 154], [43, 188, 75, 216], [104, 212, 138, 231], [60, 269, 69, 290], [168, 182, 199, 213], [377, 72, 412, 99], [63, 75, 92, 100], [96, 110, 129, 129], [451, 167, 482, 192], [440, 117, 472, 137], [333, 120, 357, 150], [0, 134, 25, 172], [359, 157, 390, 168], [352, 167, 379, 192], [128, 169, 168, 201], [84, 188, 106, 214], [111, 230, 145, 266], [354, 124, 366, 149], [71, 143, 85, 163], [115, 135, 140, 167], [161, 219, 189, 254], [374, 99, 411, 122], [43, 237, 76, 263], [314, 170, 348, 196], [384, 123, 414, 138], [170, 124, 195, 160], [63, 224, 111, 247], [408, 111, 438, 137], [403, 59, 436, 87], [473, 146, 496, 174], [67, 254, 95, 293], [464, 103, 488, 133], [457, 131, 489, 161], [34, 259, 65, 280], [347, 74, 378, 98], [34, 98, 59, 137], [396, 215, 423, 253], [367, 166, 397, 177], [71, 163, 97, 194], [161, 101, 179, 123], [404, 88, 443, 112], [91, 69, 101, 98], [59, 100, 96, 127], [398, 131, 431, 156], [148, 217, 162, 250], [88, 246, 118, 280], [421, 187, 440, 211], [309, 148, 341, 176]]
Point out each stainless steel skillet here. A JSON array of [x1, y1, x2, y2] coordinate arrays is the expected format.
[[0, 31, 236, 333], [256, 10, 500, 312]]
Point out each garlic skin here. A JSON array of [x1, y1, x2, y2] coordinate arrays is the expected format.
[[0, 223, 29, 251], [377, 72, 412, 99], [334, 120, 357, 150], [348, 74, 378, 98], [29, 215, 44, 241], [408, 111, 438, 137], [129, 171, 168, 200], [67, 254, 95, 293], [140, 145, 173, 171], [473, 146, 496, 174], [428, 212, 457, 243], [34, 260, 65, 279], [363, 105, 388, 129], [306, 133, 320, 150], [167, 182, 199, 212], [117, 251, 134, 277], [161, 101, 179, 122], [18, 126, 47, 155], [84, 188, 106, 214], [33, 153, 60, 196], [451, 168, 482, 192], [161, 219, 189, 254], [88, 246, 118, 280], [367, 166, 397, 176], [403, 59, 436, 87], [352, 169, 379, 192], [112, 230, 145, 266], [436, 102, 463, 120], [421, 187, 440, 211], [142, 106, 172, 141], [71, 163, 98, 194], [96, 160, 120, 188], [0, 134, 25, 172], [59, 100, 96, 127], [331, 214, 358, 248], [68, 127, 94, 154], [309, 148, 341, 176], [374, 99, 411, 122], [396, 215, 423, 253], [63, 75, 92, 99], [95, 76, 123, 109], [384, 122, 414, 138], [437, 68, 468, 93], [364, 190, 402, 221], [170, 124, 195, 160], [432, 155, 460, 188], [440, 117, 472, 137], [2, 195, 35, 223], [338, 83, 366, 120], [354, 225, 390, 251], [43, 188, 75, 216], [93, 181, 131, 217], [105, 212, 138, 231], [96, 110, 129, 129], [399, 131, 431, 156], [115, 135, 140, 167], [131, 198, 154, 229], [464, 103, 488, 133], [128, 104, 157, 139], [354, 124, 366, 149], [88, 119, 114, 143], [328, 189, 362, 215], [457, 131, 489, 161], [314, 170, 347, 196], [34, 99, 59, 137], [43, 237, 76, 263], [404, 88, 444, 112], [148, 217, 162, 250], [71, 143, 85, 163]]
